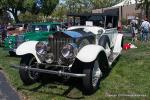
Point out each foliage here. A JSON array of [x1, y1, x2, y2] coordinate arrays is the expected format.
[[51, 3, 67, 20], [18, 12, 54, 22], [0, 0, 25, 23], [24, 0, 59, 16], [18, 12, 41, 23], [121, 18, 127, 25], [41, 0, 59, 16], [52, 0, 123, 19], [64, 0, 93, 13], [90, 0, 122, 9], [136, 0, 150, 17], [0, 10, 12, 24], [64, 0, 123, 12], [0, 0, 59, 23]]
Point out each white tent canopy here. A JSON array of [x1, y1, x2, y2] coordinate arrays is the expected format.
[[112, 0, 138, 7]]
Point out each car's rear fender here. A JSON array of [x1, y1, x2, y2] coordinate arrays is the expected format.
[[16, 41, 42, 63]]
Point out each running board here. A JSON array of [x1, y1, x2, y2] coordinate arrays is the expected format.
[[108, 52, 120, 66], [11, 65, 86, 78]]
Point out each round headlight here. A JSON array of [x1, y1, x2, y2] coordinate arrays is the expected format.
[[36, 42, 47, 55], [61, 43, 78, 59]]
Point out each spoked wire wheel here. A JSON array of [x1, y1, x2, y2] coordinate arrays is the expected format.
[[19, 55, 40, 85], [82, 59, 102, 94]]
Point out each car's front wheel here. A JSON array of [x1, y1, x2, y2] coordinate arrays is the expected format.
[[19, 55, 40, 85], [82, 59, 102, 94], [9, 51, 16, 56]]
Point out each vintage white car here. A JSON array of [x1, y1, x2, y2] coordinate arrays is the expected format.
[[12, 26, 123, 94]]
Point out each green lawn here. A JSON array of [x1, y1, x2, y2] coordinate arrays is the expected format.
[[0, 39, 150, 100]]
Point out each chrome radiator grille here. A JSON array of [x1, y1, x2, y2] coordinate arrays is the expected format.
[[48, 38, 73, 62]]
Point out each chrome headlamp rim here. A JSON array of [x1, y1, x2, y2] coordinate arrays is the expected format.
[[36, 41, 47, 55], [61, 43, 78, 59]]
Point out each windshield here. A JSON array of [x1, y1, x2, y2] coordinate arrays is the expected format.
[[27, 25, 50, 32]]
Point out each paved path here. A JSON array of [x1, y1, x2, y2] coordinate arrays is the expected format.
[[0, 70, 21, 100]]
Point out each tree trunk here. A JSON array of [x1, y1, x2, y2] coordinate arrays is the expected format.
[[145, 2, 149, 18], [7, 9, 20, 23], [13, 11, 20, 23]]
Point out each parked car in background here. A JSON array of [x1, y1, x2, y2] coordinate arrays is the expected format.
[[4, 22, 65, 56], [12, 26, 123, 94], [7, 23, 28, 36]]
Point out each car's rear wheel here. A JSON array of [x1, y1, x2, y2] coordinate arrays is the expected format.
[[82, 59, 102, 94], [19, 55, 39, 85]]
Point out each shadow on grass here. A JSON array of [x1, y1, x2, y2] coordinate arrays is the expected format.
[[100, 55, 121, 81], [5, 54, 21, 58], [17, 74, 85, 99], [16, 56, 121, 99]]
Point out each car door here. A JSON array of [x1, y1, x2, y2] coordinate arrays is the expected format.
[[103, 29, 114, 47]]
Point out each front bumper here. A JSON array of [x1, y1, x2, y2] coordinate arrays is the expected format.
[[11, 64, 86, 78]]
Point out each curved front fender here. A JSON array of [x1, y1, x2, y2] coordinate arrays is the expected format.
[[76, 45, 106, 63], [16, 41, 42, 63]]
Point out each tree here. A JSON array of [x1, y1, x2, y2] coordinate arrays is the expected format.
[[63, 0, 123, 14], [0, 0, 25, 23], [0, 10, 12, 24], [64, 0, 93, 13], [51, 3, 67, 20], [18, 12, 42, 23], [90, 0, 123, 9], [0, 0, 59, 23], [136, 0, 150, 17], [24, 0, 59, 16], [51, 0, 123, 20]]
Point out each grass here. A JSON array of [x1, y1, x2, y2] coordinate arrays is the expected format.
[[0, 38, 150, 100]]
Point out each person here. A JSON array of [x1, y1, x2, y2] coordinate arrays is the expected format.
[[99, 21, 104, 27], [1, 24, 7, 46], [140, 17, 150, 42], [107, 22, 113, 28], [130, 17, 138, 42], [140, 19, 145, 41], [117, 20, 122, 33]]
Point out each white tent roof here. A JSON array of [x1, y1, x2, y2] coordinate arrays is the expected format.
[[112, 0, 138, 7]]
